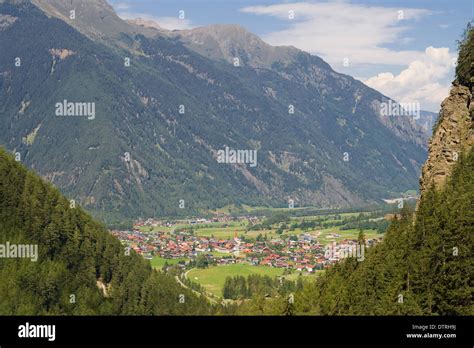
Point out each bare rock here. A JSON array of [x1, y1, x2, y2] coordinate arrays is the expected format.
[[419, 84, 473, 195]]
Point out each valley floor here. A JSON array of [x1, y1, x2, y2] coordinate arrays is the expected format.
[[110, 206, 393, 299]]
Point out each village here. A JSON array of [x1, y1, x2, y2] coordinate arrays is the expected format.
[[110, 215, 381, 273]]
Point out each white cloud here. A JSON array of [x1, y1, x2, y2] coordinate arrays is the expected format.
[[241, 1, 454, 111], [117, 12, 194, 30], [113, 3, 131, 11], [240, 1, 432, 66], [363, 47, 453, 111], [152, 16, 194, 30]]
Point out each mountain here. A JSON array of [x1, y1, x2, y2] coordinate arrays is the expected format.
[[291, 26, 474, 316], [0, 147, 210, 315], [0, 0, 428, 222], [31, 0, 160, 42], [416, 110, 438, 134], [176, 24, 300, 69]]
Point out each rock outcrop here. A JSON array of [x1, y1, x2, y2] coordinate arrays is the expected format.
[[419, 83, 473, 196]]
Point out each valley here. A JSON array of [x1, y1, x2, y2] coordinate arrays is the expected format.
[[110, 206, 393, 299], [0, 0, 471, 326]]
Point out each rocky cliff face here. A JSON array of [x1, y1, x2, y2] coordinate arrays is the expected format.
[[419, 83, 473, 196]]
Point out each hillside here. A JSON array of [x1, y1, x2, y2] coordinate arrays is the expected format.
[[0, 147, 210, 315], [292, 149, 473, 315], [1, 0, 428, 222]]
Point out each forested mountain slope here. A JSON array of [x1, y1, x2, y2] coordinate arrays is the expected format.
[[0, 147, 210, 315], [293, 149, 473, 315], [0, 0, 427, 221]]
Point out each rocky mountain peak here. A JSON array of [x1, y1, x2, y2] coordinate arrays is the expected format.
[[31, 0, 159, 41], [176, 24, 299, 68]]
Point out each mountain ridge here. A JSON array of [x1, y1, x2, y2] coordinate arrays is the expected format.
[[0, 0, 428, 221]]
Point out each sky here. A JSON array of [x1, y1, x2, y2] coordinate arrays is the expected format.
[[108, 0, 473, 112]]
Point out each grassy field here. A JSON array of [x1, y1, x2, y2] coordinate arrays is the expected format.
[[210, 250, 232, 257], [195, 226, 277, 240], [150, 256, 186, 269], [138, 208, 384, 245], [302, 227, 382, 245], [187, 264, 284, 296], [194, 226, 243, 239], [188, 223, 381, 245]]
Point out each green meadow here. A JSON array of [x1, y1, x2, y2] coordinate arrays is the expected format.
[[187, 264, 284, 296], [150, 256, 187, 269]]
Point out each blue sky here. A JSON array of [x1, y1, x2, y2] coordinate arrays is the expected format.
[[108, 0, 473, 112]]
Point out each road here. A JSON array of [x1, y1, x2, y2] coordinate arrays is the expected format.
[[174, 269, 219, 305]]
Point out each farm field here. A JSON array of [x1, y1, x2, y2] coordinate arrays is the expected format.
[[187, 264, 285, 297], [194, 225, 381, 246], [196, 227, 276, 239], [137, 207, 388, 245], [150, 256, 187, 269], [194, 226, 245, 239], [305, 228, 381, 245]]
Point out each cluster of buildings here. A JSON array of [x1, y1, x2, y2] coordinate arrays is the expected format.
[[110, 227, 382, 272]]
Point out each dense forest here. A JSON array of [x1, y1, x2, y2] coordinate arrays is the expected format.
[[223, 274, 303, 300], [0, 147, 211, 315]]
